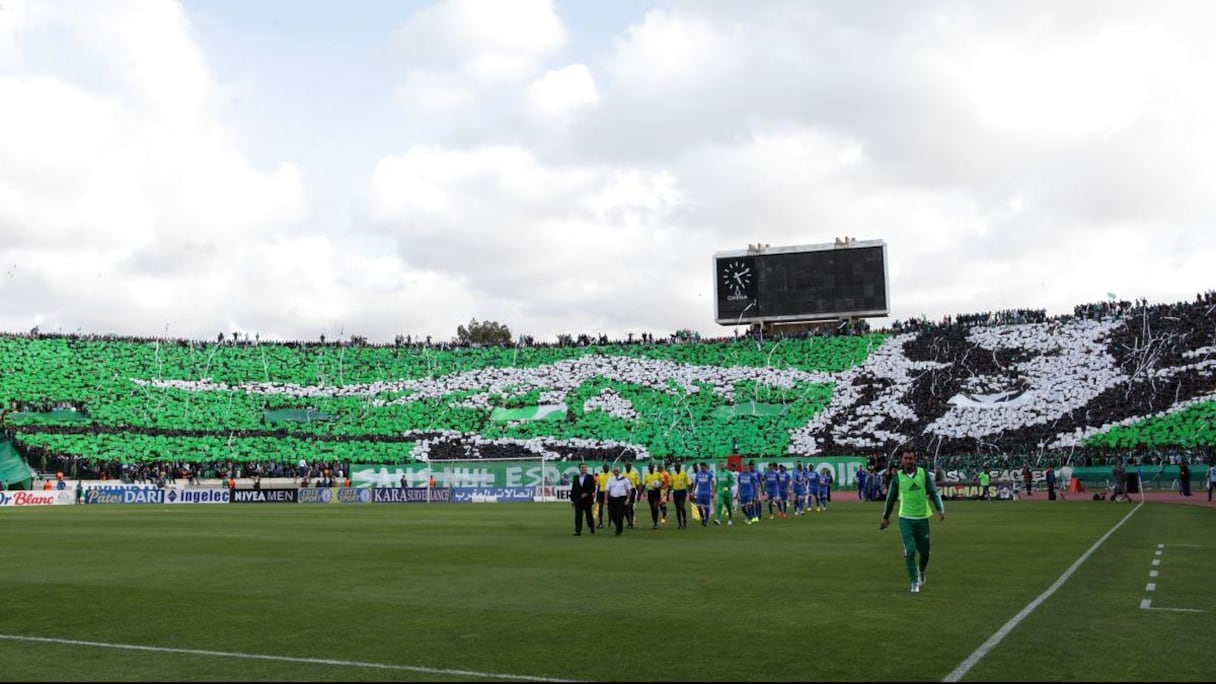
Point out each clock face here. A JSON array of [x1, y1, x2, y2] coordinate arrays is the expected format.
[[721, 260, 752, 296]]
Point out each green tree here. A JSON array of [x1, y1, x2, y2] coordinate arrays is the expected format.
[[455, 318, 513, 346]]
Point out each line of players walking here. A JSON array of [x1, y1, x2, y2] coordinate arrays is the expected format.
[[592, 460, 834, 534]]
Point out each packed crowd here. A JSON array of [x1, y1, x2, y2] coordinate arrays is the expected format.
[[3, 291, 1216, 486]]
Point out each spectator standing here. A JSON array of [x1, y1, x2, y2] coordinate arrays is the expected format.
[[1022, 464, 1033, 496], [1045, 464, 1057, 501], [881, 463, 897, 500], [978, 469, 991, 501], [1111, 460, 1129, 502], [1206, 461, 1216, 502], [1178, 460, 1191, 496]]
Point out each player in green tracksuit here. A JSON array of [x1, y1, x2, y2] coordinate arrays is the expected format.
[[714, 463, 736, 526], [880, 450, 945, 593]]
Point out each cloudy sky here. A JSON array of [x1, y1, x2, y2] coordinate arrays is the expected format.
[[2, 0, 1215, 344]]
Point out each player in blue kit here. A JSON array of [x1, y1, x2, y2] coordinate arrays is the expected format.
[[805, 465, 820, 512], [792, 462, 809, 516], [692, 462, 715, 527], [775, 464, 791, 518], [737, 462, 758, 524], [816, 467, 833, 511], [763, 463, 781, 519]]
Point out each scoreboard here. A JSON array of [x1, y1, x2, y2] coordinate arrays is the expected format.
[[714, 240, 889, 325]]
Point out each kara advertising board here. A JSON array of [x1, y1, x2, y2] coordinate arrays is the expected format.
[[371, 487, 451, 503]]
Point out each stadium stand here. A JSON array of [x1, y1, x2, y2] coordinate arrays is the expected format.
[[1, 292, 1213, 489]]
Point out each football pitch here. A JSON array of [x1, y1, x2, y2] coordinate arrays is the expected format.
[[0, 500, 1212, 682]]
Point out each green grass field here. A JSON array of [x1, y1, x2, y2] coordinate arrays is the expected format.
[[0, 500, 1212, 682]]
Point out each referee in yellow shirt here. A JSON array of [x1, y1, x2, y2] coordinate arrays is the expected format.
[[643, 463, 666, 529], [623, 462, 641, 529], [668, 462, 692, 529], [594, 464, 611, 529]]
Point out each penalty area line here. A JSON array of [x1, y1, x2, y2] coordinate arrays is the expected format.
[[942, 501, 1143, 682], [0, 633, 574, 682]]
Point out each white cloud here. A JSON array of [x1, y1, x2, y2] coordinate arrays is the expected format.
[[570, 1, 1216, 328], [959, 25, 1182, 138], [526, 64, 598, 118], [0, 0, 35, 63], [360, 144, 690, 335], [395, 69, 478, 117], [0, 0, 312, 337], [395, 0, 565, 67], [8, 1, 1216, 344], [606, 8, 730, 95], [392, 0, 568, 118]]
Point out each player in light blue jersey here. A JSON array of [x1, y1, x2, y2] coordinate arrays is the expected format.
[[792, 463, 809, 516], [750, 462, 765, 522], [692, 462, 715, 527], [805, 466, 820, 512], [737, 462, 758, 524], [816, 467, 833, 511], [775, 465, 792, 518], [763, 463, 781, 519]]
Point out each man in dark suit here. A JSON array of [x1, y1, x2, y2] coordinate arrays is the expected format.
[[570, 463, 596, 536]]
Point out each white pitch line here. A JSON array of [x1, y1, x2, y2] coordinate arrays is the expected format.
[[1152, 559, 1160, 566], [942, 502, 1143, 683], [0, 634, 574, 682], [1146, 583, 1156, 592], [1149, 570, 1158, 578], [1140, 599, 1152, 609], [1141, 606, 1205, 614]]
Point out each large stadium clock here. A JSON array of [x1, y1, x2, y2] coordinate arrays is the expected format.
[[714, 241, 888, 325]]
